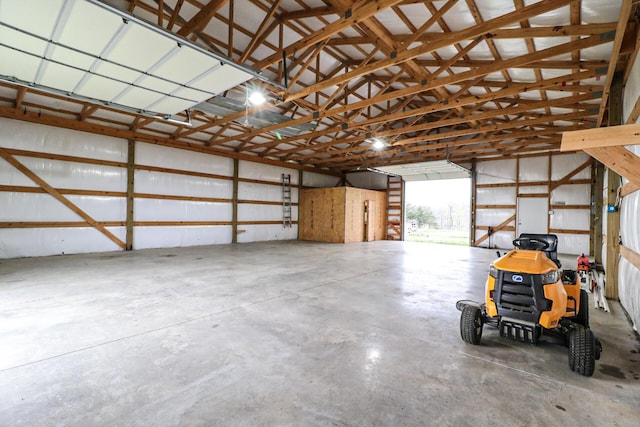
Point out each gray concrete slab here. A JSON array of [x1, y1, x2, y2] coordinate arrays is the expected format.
[[0, 241, 639, 426]]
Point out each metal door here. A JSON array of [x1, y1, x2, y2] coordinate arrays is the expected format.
[[516, 197, 548, 236]]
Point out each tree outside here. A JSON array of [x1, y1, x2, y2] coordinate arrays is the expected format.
[[405, 179, 470, 245], [406, 203, 438, 228]]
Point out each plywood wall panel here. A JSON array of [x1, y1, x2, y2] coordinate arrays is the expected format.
[[299, 187, 386, 243], [299, 187, 346, 243]]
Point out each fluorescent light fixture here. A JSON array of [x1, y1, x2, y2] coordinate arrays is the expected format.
[[0, 0, 281, 116], [248, 91, 267, 106]]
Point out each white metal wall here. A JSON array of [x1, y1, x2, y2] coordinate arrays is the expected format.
[[0, 118, 127, 257], [619, 51, 640, 330], [0, 118, 322, 258], [133, 143, 234, 249], [474, 153, 591, 255], [236, 161, 298, 243]]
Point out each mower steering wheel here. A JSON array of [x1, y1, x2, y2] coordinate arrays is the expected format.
[[513, 237, 549, 251]]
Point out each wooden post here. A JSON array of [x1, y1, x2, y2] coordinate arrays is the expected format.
[[125, 139, 135, 250], [604, 71, 623, 299], [605, 169, 621, 299], [546, 153, 552, 233], [232, 158, 239, 243], [591, 161, 604, 262], [470, 159, 476, 246], [298, 169, 303, 239]]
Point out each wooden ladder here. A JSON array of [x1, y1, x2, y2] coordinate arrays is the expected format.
[[386, 175, 403, 240]]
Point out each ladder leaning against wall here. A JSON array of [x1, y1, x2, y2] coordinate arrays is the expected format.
[[282, 174, 292, 228], [386, 175, 404, 240]]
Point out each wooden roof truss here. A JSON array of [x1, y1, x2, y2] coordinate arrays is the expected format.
[[0, 0, 637, 172]]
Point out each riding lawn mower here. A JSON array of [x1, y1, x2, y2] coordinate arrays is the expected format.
[[456, 233, 602, 376]]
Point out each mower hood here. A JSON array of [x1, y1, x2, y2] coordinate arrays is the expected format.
[[493, 249, 558, 275]]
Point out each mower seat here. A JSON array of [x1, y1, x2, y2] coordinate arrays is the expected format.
[[519, 233, 561, 268]]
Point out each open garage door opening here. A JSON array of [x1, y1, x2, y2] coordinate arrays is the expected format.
[[374, 161, 471, 246]]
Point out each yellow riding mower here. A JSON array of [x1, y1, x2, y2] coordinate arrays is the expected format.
[[456, 233, 602, 376]]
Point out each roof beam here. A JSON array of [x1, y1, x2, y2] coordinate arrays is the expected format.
[[270, 68, 598, 153], [177, 0, 229, 37], [298, 113, 588, 163], [254, 0, 406, 69], [284, 0, 578, 102], [240, 0, 282, 63], [302, 32, 608, 117], [323, 23, 618, 45]]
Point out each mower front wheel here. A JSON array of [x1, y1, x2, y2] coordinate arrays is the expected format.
[[568, 325, 596, 376], [460, 305, 483, 345]]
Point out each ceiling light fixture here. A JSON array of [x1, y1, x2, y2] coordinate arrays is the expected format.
[[248, 90, 267, 106], [372, 139, 385, 150]]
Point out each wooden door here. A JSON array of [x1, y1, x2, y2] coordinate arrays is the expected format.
[[364, 200, 376, 241]]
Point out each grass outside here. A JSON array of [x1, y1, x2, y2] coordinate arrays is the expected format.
[[406, 228, 469, 246]]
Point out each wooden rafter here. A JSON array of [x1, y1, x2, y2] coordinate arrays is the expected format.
[[239, 0, 282, 63], [176, 0, 229, 37], [255, 0, 405, 69], [283, 0, 577, 102], [1, 0, 636, 172]]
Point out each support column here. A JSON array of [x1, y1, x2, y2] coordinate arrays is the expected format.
[[125, 139, 135, 251], [605, 170, 620, 299], [470, 159, 476, 246], [604, 71, 623, 299], [298, 169, 303, 239], [591, 161, 604, 262], [232, 158, 239, 243]]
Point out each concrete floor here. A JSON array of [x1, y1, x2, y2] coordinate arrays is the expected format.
[[0, 241, 639, 426]]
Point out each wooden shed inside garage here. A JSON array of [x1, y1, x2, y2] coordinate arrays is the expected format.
[[299, 187, 386, 243]]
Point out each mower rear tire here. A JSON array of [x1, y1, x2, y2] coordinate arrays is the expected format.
[[568, 325, 596, 376], [460, 305, 483, 345]]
